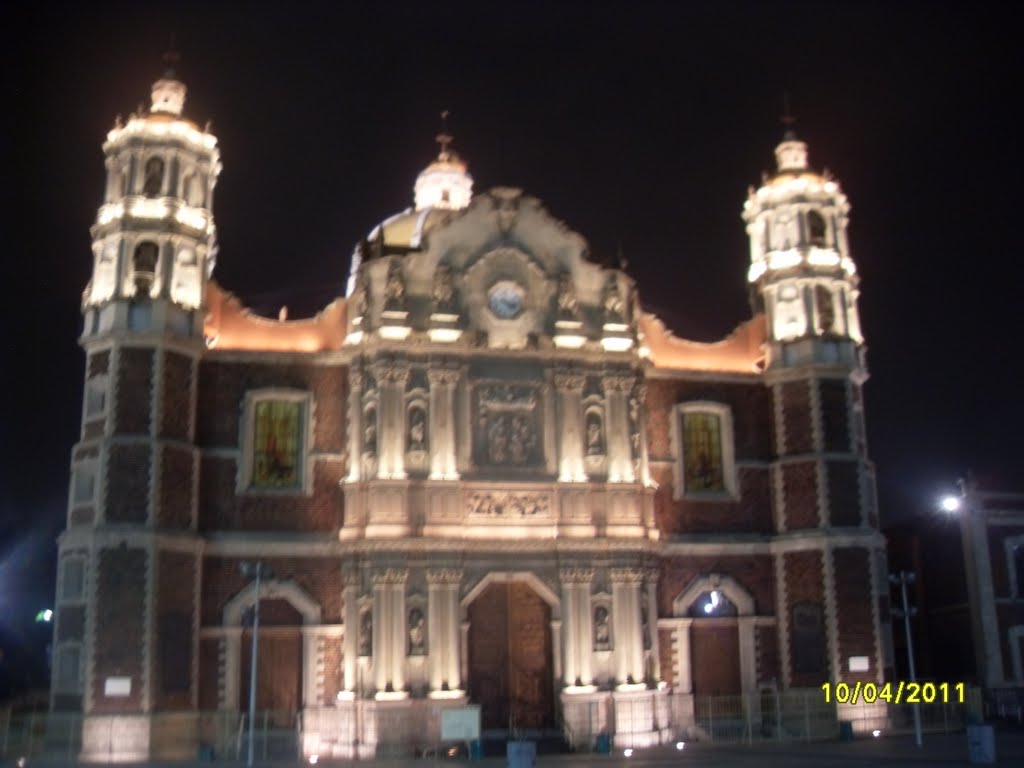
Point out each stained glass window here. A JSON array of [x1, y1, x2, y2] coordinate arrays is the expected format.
[[252, 400, 302, 488], [682, 411, 724, 492]]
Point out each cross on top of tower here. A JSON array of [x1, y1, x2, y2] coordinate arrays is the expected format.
[[780, 92, 797, 140], [436, 110, 454, 161]]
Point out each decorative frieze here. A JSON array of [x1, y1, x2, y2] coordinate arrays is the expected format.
[[426, 568, 464, 585], [610, 567, 646, 584], [559, 567, 595, 585], [553, 372, 586, 391], [370, 568, 409, 585], [467, 491, 551, 517]]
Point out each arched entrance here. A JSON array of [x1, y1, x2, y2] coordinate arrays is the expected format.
[[465, 575, 556, 731], [222, 578, 321, 729], [240, 599, 303, 727]]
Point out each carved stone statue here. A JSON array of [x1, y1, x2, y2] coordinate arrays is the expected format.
[[407, 408, 427, 451], [594, 605, 611, 650], [363, 409, 377, 456], [384, 260, 405, 308], [557, 272, 579, 319], [586, 413, 604, 456], [433, 263, 455, 312], [408, 607, 426, 655], [604, 274, 625, 320], [359, 609, 372, 656]]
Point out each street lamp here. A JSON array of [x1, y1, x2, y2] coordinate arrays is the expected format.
[[889, 570, 922, 747], [940, 495, 961, 513], [240, 561, 272, 768]]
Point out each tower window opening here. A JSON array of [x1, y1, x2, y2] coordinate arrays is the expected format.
[[132, 241, 159, 295], [807, 210, 827, 247], [143, 156, 165, 197]]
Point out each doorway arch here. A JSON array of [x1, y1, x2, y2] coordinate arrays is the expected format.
[[222, 579, 321, 724], [462, 572, 560, 731]]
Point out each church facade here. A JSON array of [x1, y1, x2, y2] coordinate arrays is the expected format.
[[52, 68, 892, 761]]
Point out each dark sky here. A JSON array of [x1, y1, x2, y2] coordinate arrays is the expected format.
[[3, 0, 1023, 669]]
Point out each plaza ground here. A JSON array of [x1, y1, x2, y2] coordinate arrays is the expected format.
[[6, 730, 1024, 767]]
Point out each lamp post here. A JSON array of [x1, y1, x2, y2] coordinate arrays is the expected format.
[[240, 561, 272, 768], [889, 570, 922, 747]]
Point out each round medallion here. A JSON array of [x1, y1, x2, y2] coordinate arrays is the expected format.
[[488, 280, 525, 319]]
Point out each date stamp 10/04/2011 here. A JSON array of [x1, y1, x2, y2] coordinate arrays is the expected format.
[[821, 681, 966, 706]]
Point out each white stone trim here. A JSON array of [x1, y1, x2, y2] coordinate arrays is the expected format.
[[1004, 535, 1024, 598], [672, 573, 755, 617], [222, 578, 322, 626], [669, 401, 737, 500], [1009, 625, 1024, 684]]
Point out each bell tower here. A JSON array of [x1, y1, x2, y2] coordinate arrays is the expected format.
[[744, 130, 891, 709], [742, 130, 862, 368], [55, 58, 220, 761]]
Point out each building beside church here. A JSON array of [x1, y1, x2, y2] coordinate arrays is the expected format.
[[51, 66, 891, 761]]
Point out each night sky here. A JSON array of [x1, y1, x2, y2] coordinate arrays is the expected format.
[[3, 1, 1022, 693]]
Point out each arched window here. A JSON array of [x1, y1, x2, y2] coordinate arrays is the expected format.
[[132, 241, 159, 294], [143, 156, 165, 197], [807, 210, 827, 247]]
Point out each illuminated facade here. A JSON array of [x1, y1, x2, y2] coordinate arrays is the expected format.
[[53, 69, 891, 761]]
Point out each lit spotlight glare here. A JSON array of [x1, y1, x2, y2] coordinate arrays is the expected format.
[[308, 755, 319, 765], [940, 495, 961, 513], [624, 748, 634, 757], [872, 729, 881, 738], [676, 740, 686, 750]]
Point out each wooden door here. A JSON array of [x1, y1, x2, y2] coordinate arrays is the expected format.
[[468, 581, 553, 731], [241, 629, 301, 727], [691, 621, 741, 696]]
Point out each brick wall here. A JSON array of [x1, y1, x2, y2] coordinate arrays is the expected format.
[[658, 556, 775, 617], [691, 623, 741, 695], [781, 461, 819, 529], [782, 550, 826, 688], [779, 381, 813, 455], [200, 556, 343, 627], [832, 548, 876, 683], [827, 461, 860, 527], [198, 457, 344, 532], [644, 378, 772, 462], [645, 377, 773, 536], [154, 551, 197, 710], [160, 351, 194, 441], [115, 348, 153, 435], [755, 625, 779, 684], [818, 379, 851, 453], [106, 444, 151, 523], [158, 445, 194, 528], [92, 546, 147, 713], [198, 638, 220, 710], [196, 361, 346, 454]]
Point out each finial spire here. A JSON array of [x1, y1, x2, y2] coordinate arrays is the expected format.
[[780, 92, 797, 140], [162, 32, 180, 77], [436, 110, 454, 161]]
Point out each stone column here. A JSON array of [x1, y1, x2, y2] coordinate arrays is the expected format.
[[644, 569, 661, 682], [342, 580, 359, 693], [554, 372, 586, 482], [676, 619, 693, 694], [738, 616, 757, 695], [371, 568, 408, 695], [374, 365, 410, 480], [302, 628, 320, 707], [611, 568, 645, 685], [427, 568, 464, 693], [427, 369, 460, 480], [603, 375, 636, 483], [347, 368, 364, 481], [560, 568, 595, 687], [223, 627, 242, 709]]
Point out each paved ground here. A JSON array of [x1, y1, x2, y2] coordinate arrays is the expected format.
[[6, 731, 1024, 767]]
